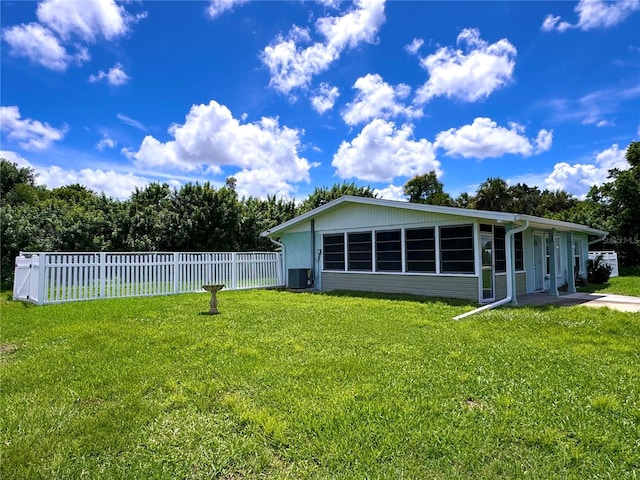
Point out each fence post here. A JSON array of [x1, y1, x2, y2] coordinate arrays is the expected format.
[[100, 252, 106, 298], [37, 254, 46, 305], [174, 252, 180, 294], [231, 252, 237, 290]]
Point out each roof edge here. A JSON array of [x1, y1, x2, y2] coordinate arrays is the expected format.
[[261, 195, 608, 238]]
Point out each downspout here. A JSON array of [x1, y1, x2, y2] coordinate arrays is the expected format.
[[310, 219, 315, 286], [268, 237, 286, 287], [453, 220, 529, 320]]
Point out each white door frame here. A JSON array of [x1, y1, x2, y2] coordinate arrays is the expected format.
[[533, 232, 545, 291]]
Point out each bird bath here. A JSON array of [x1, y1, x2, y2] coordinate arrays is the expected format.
[[202, 284, 225, 314]]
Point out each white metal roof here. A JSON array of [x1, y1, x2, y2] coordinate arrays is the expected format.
[[261, 195, 608, 238]]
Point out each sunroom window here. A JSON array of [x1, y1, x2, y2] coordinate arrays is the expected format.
[[323, 234, 345, 271], [405, 228, 436, 273], [440, 225, 474, 274], [376, 230, 401, 272], [348, 232, 372, 271]]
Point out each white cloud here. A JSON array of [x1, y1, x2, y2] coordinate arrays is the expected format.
[[315, 0, 386, 50], [541, 15, 572, 32], [38, 166, 149, 199], [96, 134, 117, 151], [594, 143, 628, 171], [36, 0, 134, 42], [89, 63, 130, 86], [542, 0, 640, 32], [310, 82, 340, 114], [415, 28, 516, 104], [332, 119, 441, 182], [545, 143, 629, 197], [123, 100, 317, 198], [434, 117, 552, 159], [404, 37, 423, 55], [582, 115, 614, 127], [534, 129, 553, 154], [317, 0, 342, 8], [117, 113, 147, 131], [0, 106, 67, 150], [2, 23, 89, 71], [374, 184, 406, 201], [261, 0, 386, 95], [544, 84, 640, 125], [545, 163, 600, 196], [207, 0, 247, 19], [0, 150, 33, 169], [0, 149, 147, 199], [341, 73, 423, 126], [2, 0, 144, 71]]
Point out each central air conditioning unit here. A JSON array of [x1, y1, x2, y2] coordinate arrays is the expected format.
[[288, 268, 310, 289]]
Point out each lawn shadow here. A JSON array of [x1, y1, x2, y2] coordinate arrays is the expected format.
[[577, 283, 610, 294], [318, 289, 477, 308]]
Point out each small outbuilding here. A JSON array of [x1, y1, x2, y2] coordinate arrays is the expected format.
[[261, 196, 608, 305]]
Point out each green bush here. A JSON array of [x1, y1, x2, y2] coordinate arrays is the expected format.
[[587, 254, 613, 284]]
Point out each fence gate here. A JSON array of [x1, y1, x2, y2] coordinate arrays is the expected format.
[[13, 255, 42, 303]]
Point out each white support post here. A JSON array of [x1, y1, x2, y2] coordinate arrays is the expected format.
[[100, 252, 106, 298], [173, 252, 180, 294], [566, 232, 576, 293], [37, 254, 46, 305], [547, 229, 559, 297], [231, 252, 238, 290]]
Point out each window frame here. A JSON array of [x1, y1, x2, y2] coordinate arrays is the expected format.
[[439, 224, 475, 274], [405, 227, 436, 273], [347, 231, 373, 272], [375, 229, 402, 272], [323, 233, 346, 271]]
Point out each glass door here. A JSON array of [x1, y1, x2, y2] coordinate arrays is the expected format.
[[481, 232, 494, 300]]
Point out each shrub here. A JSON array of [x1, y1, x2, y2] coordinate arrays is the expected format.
[[587, 255, 612, 284]]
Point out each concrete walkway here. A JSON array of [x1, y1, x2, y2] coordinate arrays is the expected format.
[[517, 292, 640, 313]]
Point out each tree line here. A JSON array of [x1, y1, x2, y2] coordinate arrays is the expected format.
[[1, 141, 638, 287]]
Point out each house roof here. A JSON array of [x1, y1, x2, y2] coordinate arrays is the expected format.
[[261, 196, 608, 238]]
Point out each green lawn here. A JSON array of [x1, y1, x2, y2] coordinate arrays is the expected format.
[[578, 267, 640, 297], [2, 289, 639, 479]]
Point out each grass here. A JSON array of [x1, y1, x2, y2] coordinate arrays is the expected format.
[[1, 289, 639, 479], [578, 267, 640, 297]]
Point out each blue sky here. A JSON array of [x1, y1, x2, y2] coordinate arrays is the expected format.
[[1, 0, 639, 201]]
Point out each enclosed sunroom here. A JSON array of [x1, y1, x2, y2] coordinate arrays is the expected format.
[[262, 196, 608, 304]]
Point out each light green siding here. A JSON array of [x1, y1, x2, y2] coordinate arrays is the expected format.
[[495, 273, 507, 299], [316, 203, 471, 231], [321, 272, 479, 301], [492, 272, 526, 300], [281, 231, 312, 285]]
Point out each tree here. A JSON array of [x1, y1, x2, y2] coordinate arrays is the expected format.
[[124, 183, 178, 250], [403, 171, 452, 206], [537, 190, 577, 218], [474, 177, 510, 212], [239, 195, 296, 251], [508, 183, 541, 215], [297, 182, 376, 214], [602, 141, 640, 265], [453, 192, 475, 209], [0, 158, 47, 206]]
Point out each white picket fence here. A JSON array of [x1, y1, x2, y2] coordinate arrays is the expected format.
[[13, 251, 284, 305]]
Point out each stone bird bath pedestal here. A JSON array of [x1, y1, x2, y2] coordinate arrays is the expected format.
[[202, 284, 225, 314]]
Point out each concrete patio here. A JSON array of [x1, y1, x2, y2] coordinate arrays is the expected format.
[[516, 292, 640, 313]]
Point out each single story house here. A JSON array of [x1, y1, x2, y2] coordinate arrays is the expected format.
[[261, 196, 608, 305]]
